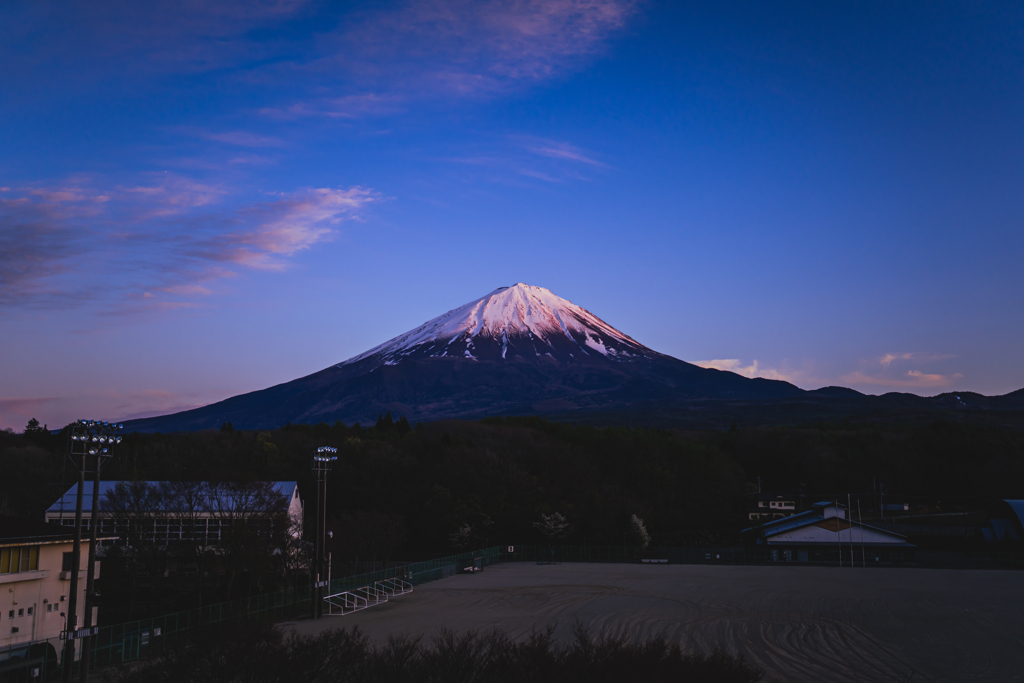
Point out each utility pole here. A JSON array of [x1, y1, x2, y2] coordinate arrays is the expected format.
[[62, 462, 85, 683], [63, 421, 122, 683], [79, 447, 102, 683], [311, 447, 337, 619]]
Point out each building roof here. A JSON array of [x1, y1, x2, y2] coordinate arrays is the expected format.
[[743, 501, 909, 543], [983, 500, 1024, 542], [0, 515, 116, 547], [45, 481, 299, 516], [999, 500, 1024, 527]]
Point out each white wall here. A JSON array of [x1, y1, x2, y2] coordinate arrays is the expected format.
[[769, 524, 904, 545]]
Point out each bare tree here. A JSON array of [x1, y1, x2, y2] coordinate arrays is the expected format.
[[206, 481, 288, 597], [160, 481, 213, 605], [101, 481, 165, 617]]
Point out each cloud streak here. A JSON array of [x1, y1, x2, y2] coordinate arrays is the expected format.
[[879, 351, 957, 368], [842, 369, 964, 390], [693, 359, 796, 383], [272, 0, 638, 114], [526, 140, 605, 166], [0, 179, 379, 314]]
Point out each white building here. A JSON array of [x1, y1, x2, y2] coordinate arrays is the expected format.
[[1, 516, 116, 660], [744, 501, 915, 564]]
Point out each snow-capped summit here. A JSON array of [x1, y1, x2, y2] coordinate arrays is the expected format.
[[340, 283, 653, 366]]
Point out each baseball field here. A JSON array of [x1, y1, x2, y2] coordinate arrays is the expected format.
[[283, 562, 1024, 683]]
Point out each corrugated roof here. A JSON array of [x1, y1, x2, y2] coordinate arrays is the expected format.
[[1001, 500, 1024, 527], [46, 481, 298, 515]]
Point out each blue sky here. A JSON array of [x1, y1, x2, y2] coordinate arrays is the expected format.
[[2, 0, 1022, 430]]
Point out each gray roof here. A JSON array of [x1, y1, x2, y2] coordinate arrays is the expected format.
[[46, 481, 298, 515]]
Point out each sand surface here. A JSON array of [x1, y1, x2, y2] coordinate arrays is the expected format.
[[281, 562, 1024, 683]]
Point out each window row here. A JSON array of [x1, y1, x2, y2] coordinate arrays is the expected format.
[[0, 546, 39, 574]]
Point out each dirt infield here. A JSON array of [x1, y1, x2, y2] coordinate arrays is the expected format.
[[281, 562, 1024, 683]]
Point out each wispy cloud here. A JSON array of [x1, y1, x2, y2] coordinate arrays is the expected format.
[[525, 140, 605, 166], [693, 359, 796, 383], [120, 175, 227, 216], [191, 186, 379, 271], [278, 0, 638, 109], [879, 351, 957, 368], [0, 0, 314, 85], [443, 136, 606, 184], [839, 350, 963, 392], [206, 131, 286, 148], [842, 369, 964, 390], [260, 93, 406, 120], [0, 180, 379, 314]]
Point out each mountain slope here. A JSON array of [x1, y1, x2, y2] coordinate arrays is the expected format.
[[125, 284, 807, 431]]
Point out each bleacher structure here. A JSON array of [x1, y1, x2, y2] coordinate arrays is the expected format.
[[323, 576, 413, 616]]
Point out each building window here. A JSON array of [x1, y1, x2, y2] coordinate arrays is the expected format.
[[26, 607, 32, 616], [0, 546, 39, 574], [18, 609, 23, 617], [47, 604, 52, 613], [7, 611, 12, 619]]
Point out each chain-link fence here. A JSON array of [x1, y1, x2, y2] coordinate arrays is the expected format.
[[0, 546, 502, 682], [499, 544, 1024, 568]]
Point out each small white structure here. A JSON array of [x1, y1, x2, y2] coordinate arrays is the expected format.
[[744, 501, 914, 564]]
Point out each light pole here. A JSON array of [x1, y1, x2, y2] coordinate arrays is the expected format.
[[311, 447, 337, 619], [63, 420, 122, 683]]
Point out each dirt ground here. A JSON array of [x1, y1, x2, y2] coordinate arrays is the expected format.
[[280, 562, 1024, 683]]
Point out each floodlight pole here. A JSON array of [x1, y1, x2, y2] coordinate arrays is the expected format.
[[311, 447, 337, 620], [61, 420, 122, 683], [62, 462, 85, 683]]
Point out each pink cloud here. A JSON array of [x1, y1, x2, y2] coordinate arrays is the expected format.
[[0, 180, 379, 314], [193, 186, 380, 271], [120, 175, 227, 215], [693, 359, 797, 383], [879, 351, 957, 368], [842, 369, 964, 390]]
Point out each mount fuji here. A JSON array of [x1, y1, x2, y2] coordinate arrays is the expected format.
[[127, 283, 807, 432]]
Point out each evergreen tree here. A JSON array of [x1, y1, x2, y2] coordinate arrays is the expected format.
[[376, 412, 395, 432], [396, 416, 411, 437], [24, 418, 43, 434]]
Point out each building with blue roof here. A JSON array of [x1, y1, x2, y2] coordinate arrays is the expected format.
[[981, 500, 1024, 543], [44, 481, 303, 549], [743, 501, 915, 565]]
